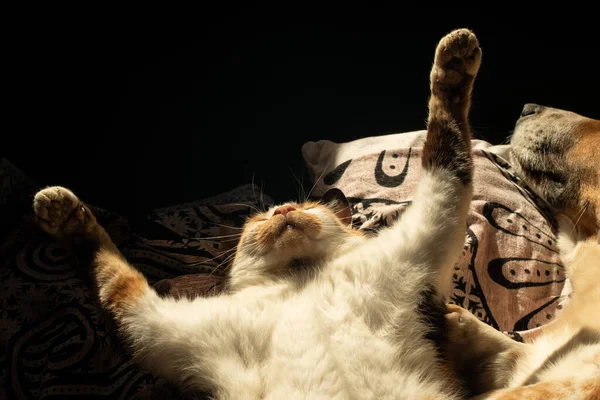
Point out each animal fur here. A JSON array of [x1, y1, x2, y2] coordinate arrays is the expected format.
[[495, 105, 600, 239], [445, 105, 600, 399], [33, 29, 482, 399]]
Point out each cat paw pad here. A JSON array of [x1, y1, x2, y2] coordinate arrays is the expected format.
[[431, 29, 481, 90], [33, 186, 95, 236]]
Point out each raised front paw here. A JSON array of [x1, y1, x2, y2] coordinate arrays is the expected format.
[[431, 29, 481, 95], [33, 186, 96, 237]]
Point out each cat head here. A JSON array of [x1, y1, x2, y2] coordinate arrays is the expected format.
[[226, 188, 361, 290]]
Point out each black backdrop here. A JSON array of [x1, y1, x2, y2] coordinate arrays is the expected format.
[[6, 6, 599, 220]]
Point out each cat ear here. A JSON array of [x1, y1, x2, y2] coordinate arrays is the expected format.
[[321, 188, 352, 226]]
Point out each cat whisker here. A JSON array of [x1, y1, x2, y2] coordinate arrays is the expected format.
[[306, 160, 334, 201], [228, 203, 262, 214], [184, 247, 238, 267], [192, 233, 243, 240], [251, 172, 259, 209], [288, 166, 307, 203], [570, 200, 590, 236], [259, 182, 268, 212], [207, 223, 244, 230], [208, 237, 241, 243], [208, 251, 238, 278]]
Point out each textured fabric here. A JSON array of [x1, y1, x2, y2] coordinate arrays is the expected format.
[[302, 131, 571, 340]]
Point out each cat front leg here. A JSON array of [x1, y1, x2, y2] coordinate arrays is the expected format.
[[34, 186, 154, 319], [374, 29, 480, 298], [33, 187, 266, 398], [444, 305, 526, 396]]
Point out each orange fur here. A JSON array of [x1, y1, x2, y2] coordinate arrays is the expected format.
[[256, 211, 322, 248], [245, 201, 363, 251], [568, 121, 600, 235], [33, 187, 150, 319], [94, 249, 148, 316], [511, 106, 600, 238], [473, 377, 599, 400]]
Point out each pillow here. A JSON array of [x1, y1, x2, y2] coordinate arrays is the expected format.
[[302, 130, 570, 339], [0, 182, 272, 400], [144, 184, 275, 298]]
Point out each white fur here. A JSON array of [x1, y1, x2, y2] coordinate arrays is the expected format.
[[118, 169, 470, 399]]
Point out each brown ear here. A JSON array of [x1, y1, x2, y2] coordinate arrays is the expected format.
[[321, 188, 352, 226]]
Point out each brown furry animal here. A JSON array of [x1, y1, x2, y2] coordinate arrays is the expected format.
[[501, 105, 599, 239], [446, 106, 600, 399]]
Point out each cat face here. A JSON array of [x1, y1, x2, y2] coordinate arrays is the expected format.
[[227, 189, 357, 288]]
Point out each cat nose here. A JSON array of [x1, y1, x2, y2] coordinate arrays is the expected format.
[[273, 205, 296, 216]]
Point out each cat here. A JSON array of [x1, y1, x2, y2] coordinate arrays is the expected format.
[[33, 28, 482, 399]]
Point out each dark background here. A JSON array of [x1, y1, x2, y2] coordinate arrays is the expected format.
[[6, 7, 599, 221]]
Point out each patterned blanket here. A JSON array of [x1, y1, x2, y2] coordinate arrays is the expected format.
[[0, 133, 570, 399]]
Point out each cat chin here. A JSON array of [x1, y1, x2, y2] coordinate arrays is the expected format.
[[266, 243, 324, 266]]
